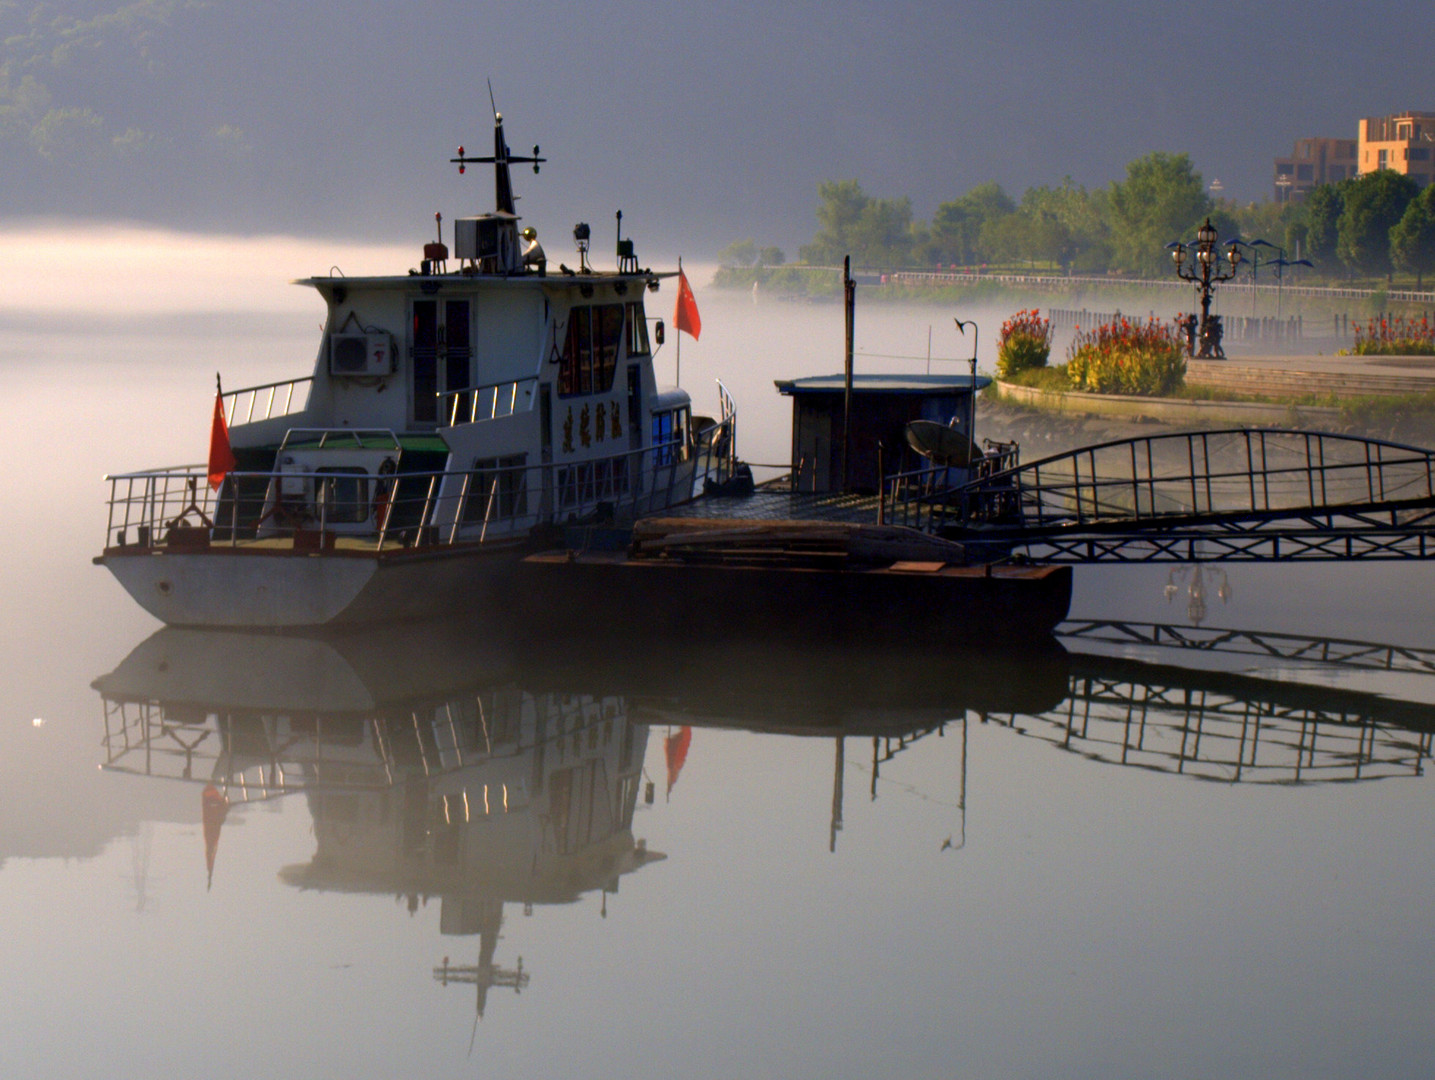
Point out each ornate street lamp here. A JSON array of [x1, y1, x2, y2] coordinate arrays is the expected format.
[[1170, 218, 1242, 359]]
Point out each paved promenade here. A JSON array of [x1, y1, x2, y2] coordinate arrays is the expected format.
[[1190, 352, 1435, 399]]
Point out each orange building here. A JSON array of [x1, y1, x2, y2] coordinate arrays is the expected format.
[[1274, 137, 1358, 202], [1357, 111, 1435, 186]]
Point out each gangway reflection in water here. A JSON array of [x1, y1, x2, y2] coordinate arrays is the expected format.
[[90, 614, 1435, 1030], [986, 620, 1435, 784]]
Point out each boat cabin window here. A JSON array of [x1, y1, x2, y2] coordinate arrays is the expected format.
[[625, 301, 650, 356], [557, 458, 630, 509], [315, 467, 372, 524], [652, 406, 689, 466], [462, 454, 528, 522], [559, 303, 624, 397]]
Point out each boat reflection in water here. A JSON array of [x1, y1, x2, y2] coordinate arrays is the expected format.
[[95, 620, 656, 1019], [92, 613, 1434, 1022]]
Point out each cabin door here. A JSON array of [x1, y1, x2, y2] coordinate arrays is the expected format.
[[410, 299, 473, 424]]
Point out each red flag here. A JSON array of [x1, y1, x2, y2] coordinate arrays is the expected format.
[[674, 270, 701, 340], [202, 784, 229, 891], [664, 726, 692, 796], [208, 390, 236, 490]]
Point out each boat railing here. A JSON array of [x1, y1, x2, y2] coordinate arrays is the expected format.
[[693, 400, 738, 487], [881, 440, 1021, 533], [102, 415, 737, 554], [224, 376, 313, 426], [439, 376, 539, 427], [277, 428, 404, 451]]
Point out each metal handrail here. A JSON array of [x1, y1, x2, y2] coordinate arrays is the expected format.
[[102, 415, 736, 554], [439, 377, 539, 427], [223, 376, 313, 426], [277, 428, 403, 451]]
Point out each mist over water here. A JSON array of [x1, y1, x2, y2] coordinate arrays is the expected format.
[[0, 226, 1433, 1079]]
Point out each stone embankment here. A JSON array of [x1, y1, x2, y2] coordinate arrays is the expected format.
[[1186, 355, 1435, 400], [995, 353, 1435, 427]]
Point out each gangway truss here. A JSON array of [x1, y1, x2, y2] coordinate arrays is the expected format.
[[883, 428, 1435, 563]]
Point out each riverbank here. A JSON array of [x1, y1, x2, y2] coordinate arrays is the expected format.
[[717, 265, 1435, 318]]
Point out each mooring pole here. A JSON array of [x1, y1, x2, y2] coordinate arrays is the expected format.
[[842, 255, 855, 491]]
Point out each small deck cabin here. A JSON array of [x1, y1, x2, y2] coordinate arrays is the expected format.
[[775, 373, 989, 493]]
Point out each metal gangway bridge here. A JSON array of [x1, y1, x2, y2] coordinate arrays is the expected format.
[[884, 428, 1435, 563]]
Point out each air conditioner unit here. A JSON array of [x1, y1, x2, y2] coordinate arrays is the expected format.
[[329, 333, 394, 377], [455, 216, 502, 262]]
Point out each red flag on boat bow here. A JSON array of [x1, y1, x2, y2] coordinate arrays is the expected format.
[[202, 784, 230, 891], [674, 269, 701, 341], [664, 726, 692, 796], [208, 378, 236, 490]]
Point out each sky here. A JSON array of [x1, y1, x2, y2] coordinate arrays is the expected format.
[[0, 1, 1432, 259]]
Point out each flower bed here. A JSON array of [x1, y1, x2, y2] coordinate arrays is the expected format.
[[1065, 317, 1187, 396], [995, 309, 1052, 379], [1353, 316, 1435, 356]]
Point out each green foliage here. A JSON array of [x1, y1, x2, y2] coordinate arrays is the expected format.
[[717, 238, 757, 267], [26, 103, 101, 157], [995, 308, 1052, 378], [776, 153, 1433, 290], [1301, 182, 1347, 268], [1065, 317, 1186, 395], [1015, 179, 1110, 272], [717, 239, 786, 271], [0, 1, 198, 159], [1284, 218, 1310, 261], [799, 179, 916, 267], [1228, 197, 1300, 246], [1000, 363, 1073, 393], [1389, 186, 1435, 288], [1337, 170, 1419, 277], [1338, 390, 1435, 444], [923, 182, 1015, 266], [1107, 152, 1210, 276]]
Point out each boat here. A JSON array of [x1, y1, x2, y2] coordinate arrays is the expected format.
[[96, 109, 738, 628]]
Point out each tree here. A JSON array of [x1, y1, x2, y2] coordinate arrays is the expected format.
[[799, 179, 870, 264], [978, 210, 1027, 266], [757, 246, 786, 267], [1018, 178, 1109, 272], [717, 238, 757, 267], [849, 195, 915, 267], [922, 182, 1015, 266], [1390, 185, 1435, 288], [799, 180, 915, 267], [1301, 182, 1346, 269], [1107, 152, 1210, 276], [1337, 170, 1420, 279]]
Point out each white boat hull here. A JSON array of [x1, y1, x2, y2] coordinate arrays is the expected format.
[[99, 544, 522, 629], [102, 551, 380, 628]]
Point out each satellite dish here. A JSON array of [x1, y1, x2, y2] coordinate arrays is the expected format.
[[905, 420, 974, 467]]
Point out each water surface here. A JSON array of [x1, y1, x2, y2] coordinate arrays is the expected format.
[[1, 258, 1432, 1080]]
